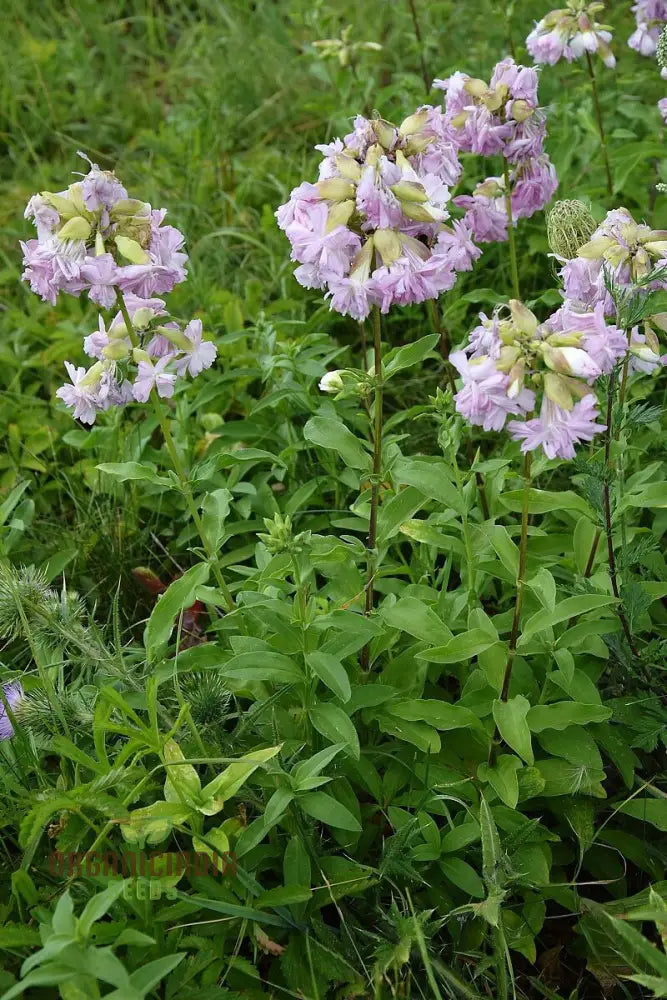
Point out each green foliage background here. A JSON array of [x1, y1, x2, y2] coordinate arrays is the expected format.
[[0, 1, 665, 998]]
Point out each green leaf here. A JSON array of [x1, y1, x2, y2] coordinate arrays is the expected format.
[[499, 489, 594, 517], [581, 898, 667, 978], [528, 702, 612, 732], [622, 482, 667, 509], [387, 699, 484, 732], [373, 713, 441, 753], [144, 563, 210, 656], [222, 651, 303, 684], [617, 798, 667, 832], [492, 696, 534, 764], [418, 629, 496, 663], [255, 885, 312, 909], [78, 883, 126, 937], [298, 791, 362, 832], [96, 461, 171, 487], [483, 524, 519, 576], [478, 755, 522, 809], [392, 457, 466, 515], [521, 594, 618, 640], [307, 651, 351, 702], [383, 334, 439, 376], [200, 745, 281, 816], [479, 794, 503, 890], [309, 703, 360, 759], [303, 416, 371, 470], [380, 597, 452, 645], [440, 857, 485, 899], [200, 488, 232, 551]]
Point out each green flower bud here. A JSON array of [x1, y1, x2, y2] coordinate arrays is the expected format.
[[94, 231, 105, 256], [544, 372, 574, 410], [102, 340, 131, 361], [390, 181, 429, 204], [326, 199, 355, 232], [398, 109, 430, 137], [371, 118, 396, 150], [132, 348, 151, 363], [546, 200, 597, 259], [374, 228, 402, 265], [79, 362, 104, 388], [317, 178, 356, 202], [334, 155, 362, 182], [115, 235, 150, 264], [58, 216, 92, 241], [41, 192, 78, 219], [132, 307, 155, 330]]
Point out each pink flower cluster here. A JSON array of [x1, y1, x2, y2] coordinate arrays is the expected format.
[[559, 207, 667, 315], [526, 2, 615, 67], [276, 107, 481, 320], [451, 299, 618, 460], [55, 295, 216, 425], [21, 157, 217, 425], [629, 0, 667, 58], [21, 153, 187, 307], [435, 59, 558, 244]]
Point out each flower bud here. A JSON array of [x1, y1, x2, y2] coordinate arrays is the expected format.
[[317, 178, 356, 202], [132, 348, 151, 363], [94, 231, 106, 256], [155, 325, 191, 350], [374, 228, 402, 265], [463, 78, 488, 98], [318, 370, 345, 393], [450, 111, 469, 128], [544, 345, 600, 379], [326, 200, 355, 232], [79, 362, 104, 388], [546, 201, 597, 259], [650, 312, 667, 333], [510, 99, 534, 122], [41, 191, 78, 219], [102, 340, 131, 361], [544, 372, 574, 410], [132, 307, 156, 330], [496, 345, 521, 372], [334, 155, 362, 182], [389, 181, 429, 204], [510, 299, 539, 337], [58, 216, 92, 241], [111, 199, 151, 218], [67, 183, 87, 216], [371, 118, 397, 150], [114, 235, 150, 265], [398, 109, 430, 136], [507, 360, 525, 399]]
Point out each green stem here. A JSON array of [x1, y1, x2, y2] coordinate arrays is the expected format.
[[500, 450, 531, 703], [406, 0, 430, 95], [114, 287, 234, 611], [502, 159, 520, 300], [361, 307, 383, 669], [450, 444, 475, 604], [601, 371, 639, 657], [585, 51, 613, 196], [151, 398, 234, 611]]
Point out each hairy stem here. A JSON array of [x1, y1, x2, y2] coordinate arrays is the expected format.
[[115, 287, 234, 611], [585, 51, 613, 196], [361, 307, 383, 668], [502, 159, 520, 300]]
